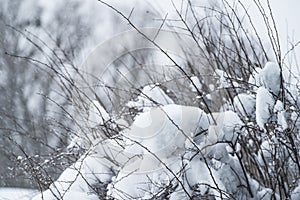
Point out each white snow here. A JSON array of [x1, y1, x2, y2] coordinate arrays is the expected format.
[[5, 0, 300, 199], [88, 100, 110, 128], [257, 140, 272, 167], [214, 69, 239, 89], [33, 190, 99, 200], [274, 100, 288, 130], [123, 104, 210, 158], [256, 87, 275, 129], [248, 67, 262, 89], [189, 76, 202, 92], [68, 100, 110, 149], [249, 62, 281, 94], [110, 156, 181, 199], [33, 149, 115, 200], [199, 111, 242, 158], [213, 111, 242, 141], [257, 188, 279, 200], [0, 188, 38, 200], [291, 110, 300, 131], [126, 84, 174, 112], [291, 181, 300, 200], [186, 157, 225, 199], [233, 93, 256, 118], [259, 62, 281, 94]]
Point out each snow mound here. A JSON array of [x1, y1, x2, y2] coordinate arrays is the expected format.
[[249, 62, 281, 94], [109, 156, 181, 199], [233, 93, 256, 118], [273, 100, 288, 130], [259, 62, 281, 94], [33, 151, 115, 200], [123, 104, 210, 158], [200, 111, 242, 157], [256, 87, 275, 129], [186, 157, 225, 198], [0, 188, 38, 200], [248, 67, 262, 88], [33, 190, 99, 200], [126, 84, 174, 112]]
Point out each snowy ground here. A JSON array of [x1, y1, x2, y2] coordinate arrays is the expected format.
[[0, 188, 38, 200]]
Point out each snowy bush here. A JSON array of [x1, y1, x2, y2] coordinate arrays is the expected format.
[[3, 0, 300, 199]]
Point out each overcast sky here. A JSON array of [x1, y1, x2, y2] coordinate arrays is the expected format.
[[147, 0, 300, 60], [249, 0, 299, 55], [77, 0, 300, 66]]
